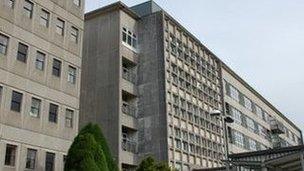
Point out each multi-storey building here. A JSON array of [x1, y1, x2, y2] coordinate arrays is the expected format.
[[223, 64, 302, 154], [0, 0, 84, 170], [80, 1, 302, 171]]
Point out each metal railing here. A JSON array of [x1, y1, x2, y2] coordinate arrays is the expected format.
[[122, 102, 137, 118], [122, 67, 136, 84], [122, 137, 137, 153]]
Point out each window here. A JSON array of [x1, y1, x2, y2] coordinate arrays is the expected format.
[[71, 26, 79, 43], [234, 131, 244, 148], [246, 117, 256, 132], [229, 85, 239, 102], [68, 66, 76, 84], [52, 59, 61, 77], [244, 96, 252, 111], [248, 139, 257, 151], [4, 144, 17, 166], [65, 109, 74, 128], [24, 0, 34, 18], [73, 0, 80, 6], [231, 108, 242, 125], [0, 34, 9, 55], [122, 27, 137, 49], [5, 0, 15, 8], [40, 9, 50, 27], [26, 149, 37, 169], [30, 97, 41, 117], [255, 105, 263, 119], [11, 91, 23, 112], [45, 152, 55, 171], [49, 104, 58, 123], [17, 43, 28, 63], [35, 51, 45, 70], [56, 18, 65, 36]]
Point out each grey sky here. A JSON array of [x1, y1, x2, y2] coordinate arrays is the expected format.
[[85, 0, 304, 131]]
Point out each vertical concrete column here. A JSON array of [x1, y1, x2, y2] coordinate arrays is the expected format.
[[300, 151, 304, 171]]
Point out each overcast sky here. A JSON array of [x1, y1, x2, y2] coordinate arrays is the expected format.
[[85, 0, 304, 132]]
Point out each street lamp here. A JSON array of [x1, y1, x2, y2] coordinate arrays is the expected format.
[[210, 110, 234, 171]]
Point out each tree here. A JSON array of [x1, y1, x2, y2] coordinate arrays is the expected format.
[[136, 156, 174, 171], [64, 123, 118, 171]]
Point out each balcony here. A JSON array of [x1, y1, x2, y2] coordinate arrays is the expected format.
[[122, 102, 137, 118], [123, 67, 136, 84], [122, 136, 137, 153], [270, 119, 284, 134]]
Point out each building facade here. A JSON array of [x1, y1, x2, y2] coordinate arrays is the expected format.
[[80, 1, 302, 171], [0, 0, 84, 170], [223, 65, 302, 154]]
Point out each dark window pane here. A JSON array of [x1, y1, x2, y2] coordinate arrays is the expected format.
[[52, 59, 61, 77], [45, 152, 55, 171], [26, 149, 37, 169], [49, 104, 58, 123], [5, 144, 17, 166], [0, 33, 9, 55], [17, 43, 28, 63], [11, 91, 22, 112]]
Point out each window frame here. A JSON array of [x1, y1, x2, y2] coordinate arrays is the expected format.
[[25, 148, 37, 169], [40, 9, 50, 27], [11, 91, 23, 112], [5, 0, 15, 8], [45, 152, 55, 171], [65, 109, 74, 128], [0, 33, 9, 55], [73, 0, 81, 7], [68, 65, 77, 84], [4, 144, 17, 166], [48, 103, 58, 123], [24, 0, 34, 18], [30, 97, 41, 118], [35, 51, 45, 71], [71, 26, 79, 43], [56, 18, 65, 36], [17, 42, 28, 63], [122, 27, 138, 50], [52, 58, 61, 77]]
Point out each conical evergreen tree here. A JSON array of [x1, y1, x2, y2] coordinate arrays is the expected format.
[[64, 123, 118, 171]]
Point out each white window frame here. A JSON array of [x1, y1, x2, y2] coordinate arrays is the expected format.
[[40, 9, 50, 27], [122, 27, 138, 51], [68, 66, 76, 84]]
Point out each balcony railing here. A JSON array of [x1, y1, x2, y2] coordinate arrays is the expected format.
[[122, 137, 137, 153], [122, 102, 137, 118], [122, 67, 136, 84]]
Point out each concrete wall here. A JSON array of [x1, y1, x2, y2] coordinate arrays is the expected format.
[[136, 11, 168, 162], [80, 10, 121, 162], [0, 0, 83, 170]]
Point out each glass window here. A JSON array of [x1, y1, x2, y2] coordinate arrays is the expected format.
[[17, 43, 28, 63], [71, 26, 79, 43], [229, 85, 239, 102], [35, 51, 45, 70], [244, 96, 252, 111], [5, 0, 15, 8], [56, 18, 65, 36], [73, 0, 80, 6], [0, 86, 3, 102], [11, 91, 23, 112], [65, 109, 73, 128], [40, 9, 50, 27], [49, 104, 58, 123], [248, 139, 257, 151], [0, 33, 9, 55], [24, 0, 34, 18], [45, 152, 55, 171], [231, 107, 242, 125], [26, 149, 37, 169], [30, 97, 41, 117], [234, 131, 244, 148], [68, 66, 76, 84], [122, 27, 137, 49], [255, 105, 263, 118], [52, 59, 61, 77], [246, 117, 255, 132], [4, 144, 17, 166]]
